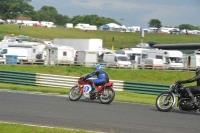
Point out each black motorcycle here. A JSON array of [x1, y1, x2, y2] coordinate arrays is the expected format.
[[156, 82, 200, 112]]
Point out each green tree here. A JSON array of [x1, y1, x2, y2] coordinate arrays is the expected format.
[[179, 24, 199, 30], [71, 14, 121, 27], [0, 0, 34, 20], [71, 15, 85, 26], [55, 14, 71, 26], [148, 19, 162, 29], [36, 6, 58, 22]]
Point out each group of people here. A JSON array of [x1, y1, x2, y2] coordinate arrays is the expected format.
[[88, 64, 200, 106]]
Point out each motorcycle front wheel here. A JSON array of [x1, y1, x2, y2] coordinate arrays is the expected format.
[[156, 92, 175, 112], [69, 86, 82, 101], [99, 87, 115, 104]]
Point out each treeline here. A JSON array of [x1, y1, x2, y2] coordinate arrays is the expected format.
[[0, 0, 199, 30], [0, 0, 120, 27], [30, 6, 121, 27]]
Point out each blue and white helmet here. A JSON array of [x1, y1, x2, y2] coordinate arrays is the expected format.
[[94, 64, 102, 72]]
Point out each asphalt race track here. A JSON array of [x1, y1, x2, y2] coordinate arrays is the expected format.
[[0, 91, 199, 133]]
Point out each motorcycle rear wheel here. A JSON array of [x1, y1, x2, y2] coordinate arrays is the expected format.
[[69, 86, 82, 101], [99, 87, 115, 104], [156, 92, 175, 112]]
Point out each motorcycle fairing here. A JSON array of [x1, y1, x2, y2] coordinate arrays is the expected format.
[[83, 85, 92, 99]]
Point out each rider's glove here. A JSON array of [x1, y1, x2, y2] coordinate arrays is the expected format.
[[176, 80, 183, 84], [83, 78, 86, 81]]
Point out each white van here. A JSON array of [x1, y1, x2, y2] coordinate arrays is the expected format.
[[103, 54, 132, 68], [0, 47, 33, 63]]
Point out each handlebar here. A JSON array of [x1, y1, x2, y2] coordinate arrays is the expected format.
[[78, 77, 90, 84]]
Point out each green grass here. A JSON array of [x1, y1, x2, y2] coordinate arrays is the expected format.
[[0, 123, 92, 133], [0, 82, 69, 94], [0, 24, 200, 49]]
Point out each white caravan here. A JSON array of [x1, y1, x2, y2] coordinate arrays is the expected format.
[[75, 50, 114, 66], [44, 45, 75, 65], [182, 54, 200, 70], [144, 58, 164, 69], [140, 49, 184, 69], [41, 21, 56, 28], [103, 54, 132, 68], [115, 48, 149, 65]]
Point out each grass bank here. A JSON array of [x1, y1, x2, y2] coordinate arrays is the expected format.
[[0, 24, 200, 49]]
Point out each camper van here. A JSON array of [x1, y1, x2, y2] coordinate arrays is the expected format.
[[115, 48, 149, 65], [140, 49, 184, 69], [103, 54, 132, 68]]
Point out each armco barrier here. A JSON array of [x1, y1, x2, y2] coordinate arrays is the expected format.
[[0, 70, 36, 86], [36, 73, 124, 91], [0, 70, 124, 91], [0, 70, 170, 94], [123, 81, 170, 95]]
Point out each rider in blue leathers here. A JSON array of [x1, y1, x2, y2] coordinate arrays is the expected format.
[[84, 64, 109, 93]]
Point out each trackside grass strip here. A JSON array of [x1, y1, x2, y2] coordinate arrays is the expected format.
[[0, 123, 93, 133]]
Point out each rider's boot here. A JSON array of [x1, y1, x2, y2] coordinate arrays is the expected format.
[[90, 82, 98, 94], [186, 88, 196, 106]]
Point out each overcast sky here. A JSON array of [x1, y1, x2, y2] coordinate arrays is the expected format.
[[30, 0, 200, 28]]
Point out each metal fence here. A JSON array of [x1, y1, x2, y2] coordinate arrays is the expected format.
[[1, 58, 197, 71], [123, 81, 170, 95], [0, 70, 124, 91]]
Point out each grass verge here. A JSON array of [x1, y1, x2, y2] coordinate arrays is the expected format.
[[0, 123, 93, 133], [0, 82, 157, 105]]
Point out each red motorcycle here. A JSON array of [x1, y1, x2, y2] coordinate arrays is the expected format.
[[69, 74, 115, 104]]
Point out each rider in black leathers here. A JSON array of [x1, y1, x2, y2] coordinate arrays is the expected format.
[[177, 67, 200, 105]]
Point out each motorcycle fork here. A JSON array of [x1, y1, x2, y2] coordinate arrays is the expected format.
[[164, 92, 176, 107], [75, 84, 83, 93], [165, 95, 171, 101]]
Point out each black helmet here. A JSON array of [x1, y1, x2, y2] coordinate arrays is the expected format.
[[196, 67, 200, 73]]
